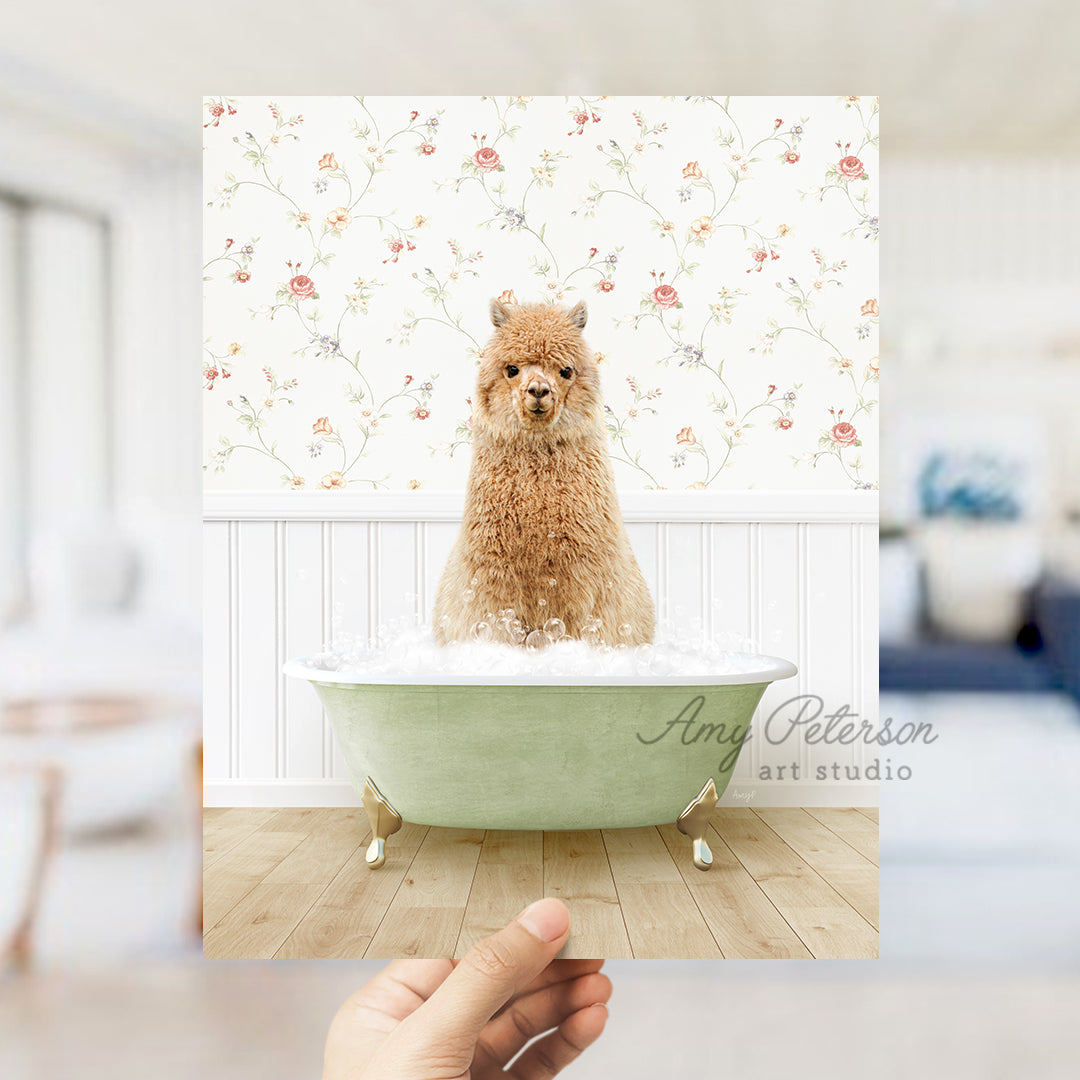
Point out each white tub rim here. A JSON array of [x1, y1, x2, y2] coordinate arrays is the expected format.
[[282, 653, 798, 688]]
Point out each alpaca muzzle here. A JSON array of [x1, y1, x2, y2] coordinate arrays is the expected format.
[[524, 374, 554, 416]]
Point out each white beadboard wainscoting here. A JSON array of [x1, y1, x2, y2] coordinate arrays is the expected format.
[[203, 491, 879, 809]]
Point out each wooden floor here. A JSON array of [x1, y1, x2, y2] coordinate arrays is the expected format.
[[203, 806, 878, 960]]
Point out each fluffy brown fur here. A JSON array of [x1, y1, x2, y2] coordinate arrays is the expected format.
[[432, 298, 655, 646]]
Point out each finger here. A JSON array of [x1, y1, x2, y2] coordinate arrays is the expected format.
[[406, 898, 571, 1049], [508, 1003, 609, 1080], [476, 971, 612, 1066], [344, 960, 454, 1026], [489, 959, 606, 1020]]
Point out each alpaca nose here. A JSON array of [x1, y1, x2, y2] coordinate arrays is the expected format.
[[527, 380, 550, 399]]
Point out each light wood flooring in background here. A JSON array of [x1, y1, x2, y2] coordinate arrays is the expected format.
[[203, 806, 878, 960]]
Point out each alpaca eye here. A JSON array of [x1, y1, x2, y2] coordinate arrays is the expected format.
[[506, 365, 519, 378], [559, 367, 573, 380]]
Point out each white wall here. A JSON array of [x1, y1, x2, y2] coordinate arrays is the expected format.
[[0, 92, 202, 630], [203, 490, 879, 808]]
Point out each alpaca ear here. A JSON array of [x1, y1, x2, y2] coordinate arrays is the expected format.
[[490, 298, 511, 327], [568, 300, 587, 329]]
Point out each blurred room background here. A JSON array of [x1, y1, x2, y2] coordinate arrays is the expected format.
[[2, 1, 1079, 1076]]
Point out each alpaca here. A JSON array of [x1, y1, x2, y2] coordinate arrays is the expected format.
[[432, 298, 655, 647]]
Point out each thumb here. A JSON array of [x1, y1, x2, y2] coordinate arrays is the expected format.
[[407, 898, 571, 1051]]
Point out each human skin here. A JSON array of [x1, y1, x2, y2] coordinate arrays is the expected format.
[[323, 898, 611, 1079]]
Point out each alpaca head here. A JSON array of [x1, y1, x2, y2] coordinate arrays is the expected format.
[[474, 299, 603, 441]]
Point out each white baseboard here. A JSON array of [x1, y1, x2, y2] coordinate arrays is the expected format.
[[203, 779, 364, 808], [202, 779, 878, 810]]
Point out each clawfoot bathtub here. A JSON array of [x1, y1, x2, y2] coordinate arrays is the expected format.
[[283, 657, 797, 870]]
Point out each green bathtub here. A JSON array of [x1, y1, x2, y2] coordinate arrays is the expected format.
[[283, 657, 797, 870]]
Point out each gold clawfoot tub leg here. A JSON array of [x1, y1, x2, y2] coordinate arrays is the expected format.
[[361, 777, 402, 869], [676, 778, 719, 871]]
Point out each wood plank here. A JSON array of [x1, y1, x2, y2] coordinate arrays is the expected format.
[[275, 823, 429, 959], [543, 831, 630, 960], [816, 868, 879, 930], [855, 806, 878, 823], [202, 882, 325, 959], [454, 831, 544, 959], [202, 808, 280, 867], [364, 827, 484, 958], [202, 829, 308, 931], [752, 809, 879, 925], [602, 827, 721, 959], [712, 809, 877, 959], [656, 822, 813, 960], [803, 807, 879, 864], [752, 808, 877, 873], [260, 808, 367, 885]]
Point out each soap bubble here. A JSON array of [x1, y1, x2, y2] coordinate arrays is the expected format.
[[617, 622, 632, 640], [462, 588, 476, 602], [525, 629, 553, 651], [548, 532, 556, 539], [605, 579, 614, 590], [470, 576, 479, 587], [438, 614, 451, 629], [315, 614, 781, 680], [547, 577, 557, 588], [538, 598, 547, 607]]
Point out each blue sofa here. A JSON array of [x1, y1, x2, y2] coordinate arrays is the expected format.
[[880, 577, 1080, 700]]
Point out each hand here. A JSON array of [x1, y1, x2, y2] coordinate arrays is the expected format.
[[324, 898, 611, 1079]]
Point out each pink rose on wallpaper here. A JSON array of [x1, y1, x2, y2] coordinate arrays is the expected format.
[[288, 275, 316, 299], [234, 269, 251, 283], [598, 279, 615, 293], [419, 142, 436, 155], [838, 155, 865, 180], [413, 406, 430, 420], [783, 150, 800, 164], [498, 289, 518, 305], [861, 298, 879, 317], [320, 471, 346, 490], [777, 417, 793, 430], [312, 417, 333, 435], [288, 476, 306, 489], [318, 152, 338, 171], [652, 284, 679, 309], [682, 161, 702, 179], [473, 146, 501, 172], [676, 426, 696, 445], [831, 422, 858, 446]]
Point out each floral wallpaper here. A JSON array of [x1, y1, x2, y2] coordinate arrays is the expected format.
[[203, 96, 878, 491]]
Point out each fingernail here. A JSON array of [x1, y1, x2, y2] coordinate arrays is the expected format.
[[516, 898, 569, 942]]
